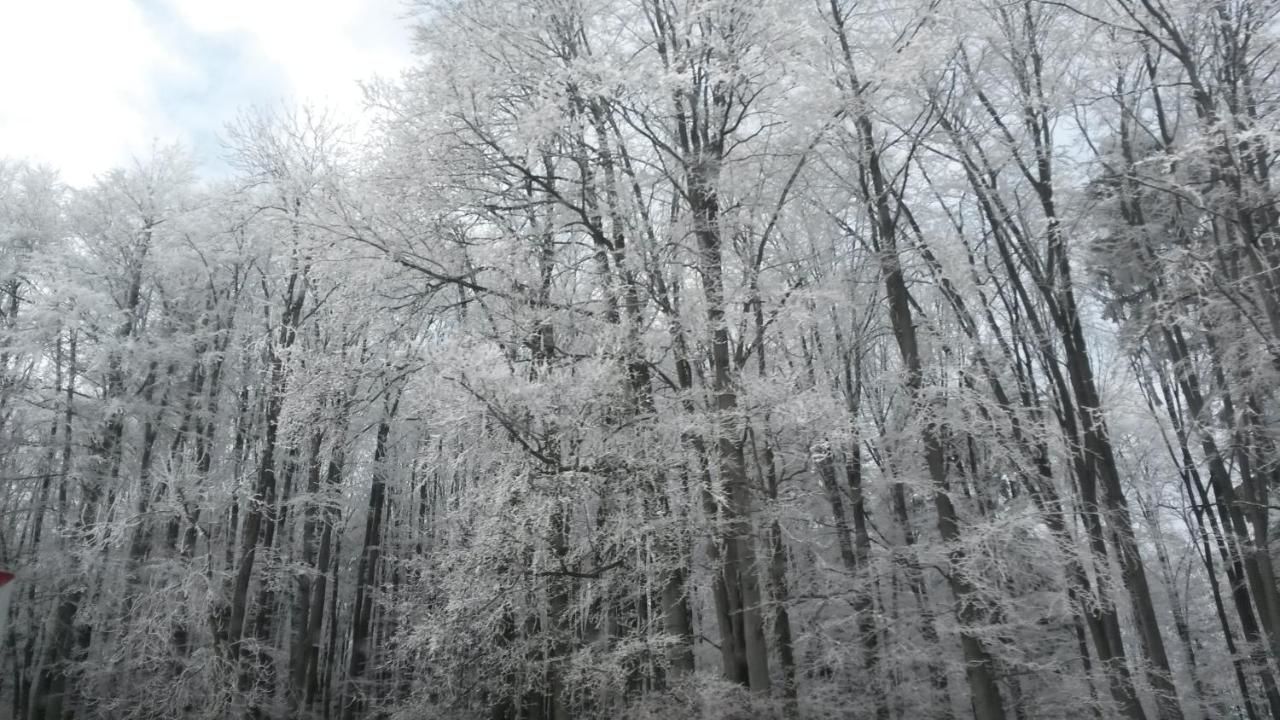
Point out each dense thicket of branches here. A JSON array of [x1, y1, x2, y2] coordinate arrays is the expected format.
[[4, 1, 1280, 718]]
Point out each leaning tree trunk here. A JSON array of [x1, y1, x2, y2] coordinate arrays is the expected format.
[[835, 28, 1006, 712]]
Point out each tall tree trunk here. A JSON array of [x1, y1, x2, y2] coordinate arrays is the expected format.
[[228, 262, 306, 715], [837, 33, 1006, 713], [343, 411, 395, 720]]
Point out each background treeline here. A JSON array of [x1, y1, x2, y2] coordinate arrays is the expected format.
[[3, 1, 1280, 718]]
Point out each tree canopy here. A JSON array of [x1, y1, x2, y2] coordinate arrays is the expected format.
[[4, 1, 1280, 719]]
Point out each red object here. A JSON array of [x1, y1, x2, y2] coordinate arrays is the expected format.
[[0, 571, 13, 586]]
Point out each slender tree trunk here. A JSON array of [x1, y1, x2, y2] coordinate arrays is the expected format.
[[344, 413, 394, 720], [229, 264, 306, 716]]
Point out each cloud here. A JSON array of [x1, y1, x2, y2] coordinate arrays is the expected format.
[[0, 0, 179, 185], [0, 0, 414, 186], [164, 0, 412, 110]]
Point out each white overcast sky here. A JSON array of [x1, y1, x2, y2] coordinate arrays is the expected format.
[[0, 0, 417, 186]]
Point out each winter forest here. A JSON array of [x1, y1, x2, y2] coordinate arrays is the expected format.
[[6, 0, 1280, 718]]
